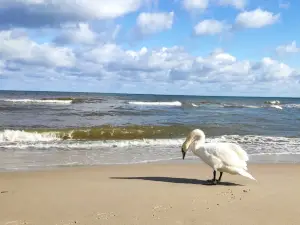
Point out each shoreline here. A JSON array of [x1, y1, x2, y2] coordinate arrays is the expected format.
[[1, 163, 300, 224], [1, 153, 300, 173]]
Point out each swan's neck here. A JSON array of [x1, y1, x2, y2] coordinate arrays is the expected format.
[[191, 138, 205, 154]]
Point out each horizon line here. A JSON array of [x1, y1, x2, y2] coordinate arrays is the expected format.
[[0, 89, 299, 99]]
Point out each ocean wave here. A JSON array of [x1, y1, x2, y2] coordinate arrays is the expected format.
[[0, 97, 102, 104], [222, 104, 260, 109], [127, 101, 224, 108], [0, 130, 59, 143], [284, 104, 300, 109], [222, 103, 285, 110], [211, 134, 300, 144], [0, 125, 192, 142], [250, 152, 300, 156], [3, 125, 300, 144], [219, 100, 300, 110], [269, 105, 283, 110], [1, 98, 73, 104], [1, 129, 300, 155], [128, 101, 182, 107], [210, 135, 300, 155], [1, 138, 184, 149], [264, 100, 281, 105]]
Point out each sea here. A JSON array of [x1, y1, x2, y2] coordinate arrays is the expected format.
[[1, 90, 300, 171]]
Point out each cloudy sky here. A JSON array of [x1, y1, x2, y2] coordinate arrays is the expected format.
[[0, 0, 299, 97]]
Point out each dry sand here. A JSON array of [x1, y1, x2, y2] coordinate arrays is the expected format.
[[1, 163, 300, 225]]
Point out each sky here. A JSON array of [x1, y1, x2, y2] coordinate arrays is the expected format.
[[0, 0, 300, 97]]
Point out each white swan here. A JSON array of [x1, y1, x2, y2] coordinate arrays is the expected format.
[[181, 129, 256, 184]]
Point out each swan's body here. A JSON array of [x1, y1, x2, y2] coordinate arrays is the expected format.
[[181, 129, 256, 184]]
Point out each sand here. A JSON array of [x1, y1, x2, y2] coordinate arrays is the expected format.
[[1, 163, 300, 225]]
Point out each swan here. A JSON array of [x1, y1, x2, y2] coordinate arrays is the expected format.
[[181, 129, 256, 185]]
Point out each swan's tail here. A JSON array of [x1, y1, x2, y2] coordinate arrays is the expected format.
[[236, 168, 256, 181]]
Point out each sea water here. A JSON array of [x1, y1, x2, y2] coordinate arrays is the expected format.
[[1, 90, 300, 171]]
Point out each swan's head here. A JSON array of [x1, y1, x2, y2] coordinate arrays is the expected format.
[[181, 129, 205, 160]]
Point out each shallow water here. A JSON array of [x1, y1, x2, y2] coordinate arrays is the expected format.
[[1, 90, 300, 171]]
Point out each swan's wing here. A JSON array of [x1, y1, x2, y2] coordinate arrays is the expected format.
[[203, 143, 248, 168], [226, 143, 249, 161]]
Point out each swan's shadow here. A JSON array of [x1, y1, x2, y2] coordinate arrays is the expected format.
[[110, 176, 243, 186]]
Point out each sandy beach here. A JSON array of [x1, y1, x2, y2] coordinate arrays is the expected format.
[[1, 163, 300, 225]]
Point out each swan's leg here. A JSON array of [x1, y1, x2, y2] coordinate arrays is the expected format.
[[217, 172, 223, 183], [207, 170, 217, 185]]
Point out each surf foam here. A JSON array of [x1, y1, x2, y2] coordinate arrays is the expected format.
[[269, 105, 283, 110], [128, 101, 182, 107], [1, 130, 300, 156], [1, 99, 72, 104], [0, 130, 59, 143], [284, 104, 300, 109], [265, 100, 281, 105]]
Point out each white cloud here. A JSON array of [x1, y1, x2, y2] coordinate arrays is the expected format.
[[218, 0, 247, 9], [83, 43, 125, 64], [252, 57, 295, 81], [54, 23, 96, 45], [1, 28, 299, 95], [112, 25, 122, 40], [194, 19, 231, 35], [0, 0, 149, 28], [136, 12, 174, 35], [0, 29, 75, 68], [276, 41, 300, 55], [0, 60, 5, 75], [183, 0, 209, 10], [235, 8, 280, 28]]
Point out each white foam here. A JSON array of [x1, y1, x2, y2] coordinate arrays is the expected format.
[[222, 104, 261, 109], [1, 132, 300, 171], [210, 135, 300, 155], [1, 130, 300, 155], [243, 105, 260, 108], [1, 138, 184, 149], [1, 130, 300, 156], [1, 99, 72, 104], [0, 130, 59, 143], [284, 104, 300, 109], [128, 101, 182, 107], [269, 105, 283, 110], [265, 100, 281, 105], [250, 152, 300, 156]]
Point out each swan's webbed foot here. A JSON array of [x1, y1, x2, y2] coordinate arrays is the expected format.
[[206, 179, 218, 185], [206, 170, 222, 185]]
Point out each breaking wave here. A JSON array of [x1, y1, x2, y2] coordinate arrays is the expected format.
[[284, 104, 300, 109], [1, 99, 73, 104], [222, 104, 260, 109], [264, 100, 281, 105], [0, 97, 101, 104], [1, 128, 300, 155], [0, 130, 59, 143], [128, 101, 182, 107], [2, 129, 300, 171], [269, 105, 283, 110], [2, 97, 299, 111], [0, 125, 193, 142]]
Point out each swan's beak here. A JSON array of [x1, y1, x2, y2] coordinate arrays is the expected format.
[[181, 147, 186, 160]]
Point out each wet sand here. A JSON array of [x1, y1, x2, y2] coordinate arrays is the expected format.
[[1, 163, 300, 225]]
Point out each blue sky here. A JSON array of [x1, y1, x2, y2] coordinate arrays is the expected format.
[[0, 0, 299, 97]]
